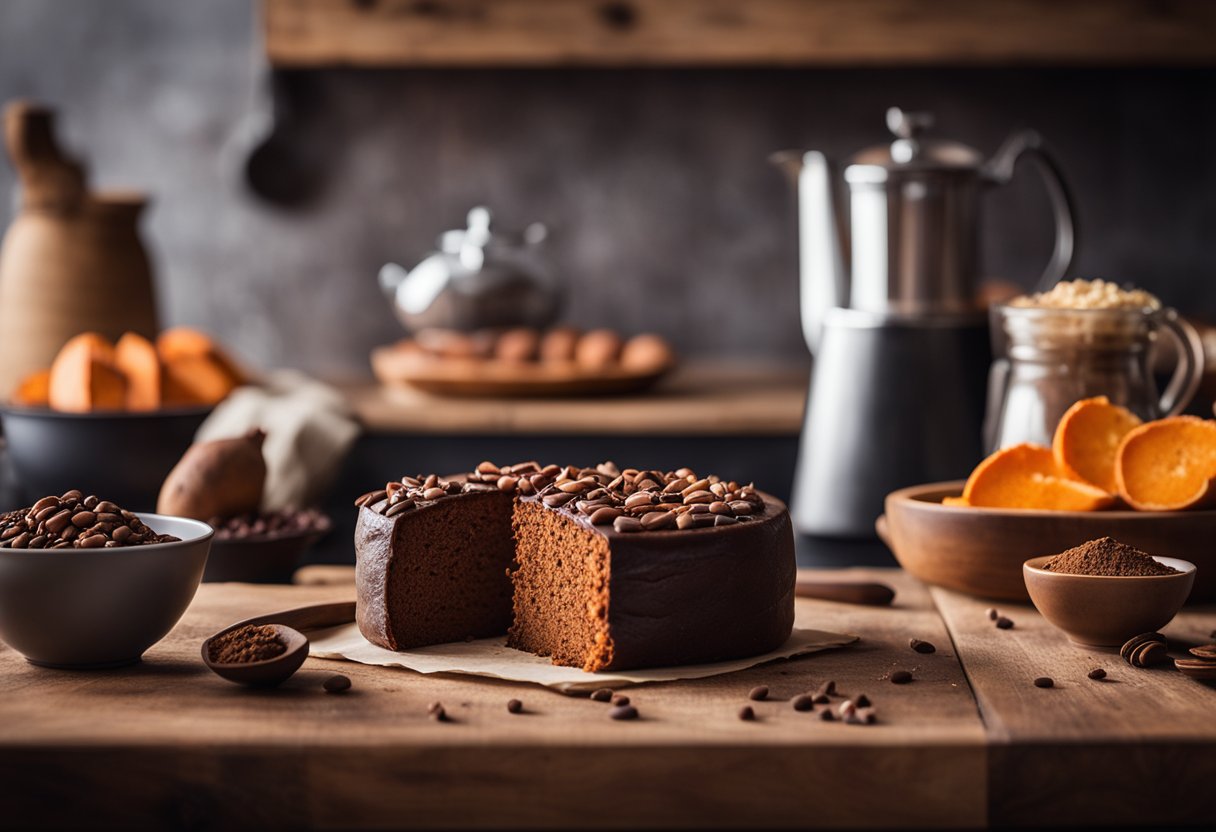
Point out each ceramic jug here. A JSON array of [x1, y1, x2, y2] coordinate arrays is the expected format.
[[0, 101, 159, 396]]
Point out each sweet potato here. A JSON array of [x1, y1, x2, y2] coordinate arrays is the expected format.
[[157, 326, 247, 385], [157, 429, 267, 520], [1052, 396, 1142, 494], [962, 443, 1114, 511], [1115, 416, 1216, 511], [114, 332, 162, 411], [12, 369, 50, 407], [48, 333, 127, 412], [161, 354, 240, 406]]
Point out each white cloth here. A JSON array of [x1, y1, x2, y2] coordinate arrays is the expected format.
[[195, 371, 360, 510]]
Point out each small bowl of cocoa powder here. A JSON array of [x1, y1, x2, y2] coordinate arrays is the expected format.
[[1024, 537, 1196, 649], [201, 622, 309, 687]]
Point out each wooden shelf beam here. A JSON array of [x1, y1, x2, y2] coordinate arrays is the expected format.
[[265, 0, 1216, 67]]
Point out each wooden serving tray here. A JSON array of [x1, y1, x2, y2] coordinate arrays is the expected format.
[[370, 346, 672, 398]]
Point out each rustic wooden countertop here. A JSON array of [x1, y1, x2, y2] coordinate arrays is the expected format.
[[343, 361, 808, 436], [2, 567, 1213, 829]]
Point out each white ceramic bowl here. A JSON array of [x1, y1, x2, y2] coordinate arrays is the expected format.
[[0, 513, 213, 668]]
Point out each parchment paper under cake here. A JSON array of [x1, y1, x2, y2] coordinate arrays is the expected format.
[[308, 624, 857, 693]]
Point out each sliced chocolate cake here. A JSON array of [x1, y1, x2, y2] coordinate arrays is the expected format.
[[354, 461, 795, 672]]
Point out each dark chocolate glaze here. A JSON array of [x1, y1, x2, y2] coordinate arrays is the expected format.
[[355, 484, 795, 669]]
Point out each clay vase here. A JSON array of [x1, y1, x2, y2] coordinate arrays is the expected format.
[[0, 101, 159, 397]]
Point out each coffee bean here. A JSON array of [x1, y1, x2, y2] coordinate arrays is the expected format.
[[557, 480, 590, 494], [11, 532, 30, 548], [507, 699, 524, 714], [641, 511, 676, 530], [83, 495, 99, 509], [792, 694, 814, 712], [591, 688, 614, 702], [910, 639, 936, 654], [385, 499, 415, 517], [422, 487, 447, 501], [322, 674, 351, 693], [611, 694, 630, 707], [476, 461, 499, 475], [1033, 677, 1054, 688], [28, 535, 46, 549], [78, 534, 108, 548], [1087, 668, 1107, 680], [609, 705, 638, 721], [728, 501, 754, 515], [624, 492, 654, 509], [676, 512, 696, 530], [889, 670, 913, 684], [30, 496, 60, 514], [748, 685, 769, 701], [542, 492, 576, 508], [612, 516, 643, 533], [737, 705, 756, 721], [995, 616, 1014, 630], [587, 507, 620, 526], [33, 505, 59, 524], [682, 490, 715, 504], [44, 510, 73, 534], [95, 512, 122, 524], [708, 501, 733, 516], [681, 479, 711, 497]]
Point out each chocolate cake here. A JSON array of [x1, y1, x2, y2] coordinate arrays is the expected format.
[[354, 462, 796, 671]]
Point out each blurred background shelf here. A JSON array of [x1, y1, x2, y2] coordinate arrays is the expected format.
[[345, 361, 806, 435], [265, 0, 1216, 67]]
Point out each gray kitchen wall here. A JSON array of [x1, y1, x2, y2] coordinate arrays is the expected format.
[[1, 0, 1214, 379]]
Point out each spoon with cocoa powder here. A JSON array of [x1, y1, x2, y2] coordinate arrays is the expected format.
[[201, 622, 309, 687]]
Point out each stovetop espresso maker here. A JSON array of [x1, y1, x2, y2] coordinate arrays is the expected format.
[[774, 108, 1076, 537]]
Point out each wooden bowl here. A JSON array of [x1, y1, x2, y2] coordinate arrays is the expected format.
[[881, 481, 1216, 603], [1023, 555, 1195, 648], [201, 624, 309, 687]]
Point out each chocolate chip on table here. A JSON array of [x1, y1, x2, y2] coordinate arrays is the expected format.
[[428, 702, 448, 721], [995, 616, 1015, 630], [816, 680, 837, 698], [791, 694, 814, 712], [819, 708, 836, 722], [737, 705, 756, 721], [322, 674, 351, 693], [611, 694, 630, 707], [507, 699, 524, 714], [986, 608, 999, 621], [591, 688, 614, 702], [812, 693, 831, 705], [910, 638, 936, 654], [854, 694, 871, 708], [609, 704, 639, 721], [1033, 677, 1054, 688], [748, 685, 769, 701], [1087, 668, 1107, 680], [889, 670, 913, 684]]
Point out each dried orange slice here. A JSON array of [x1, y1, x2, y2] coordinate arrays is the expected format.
[[962, 443, 1114, 511], [1052, 396, 1142, 493], [1115, 416, 1216, 511]]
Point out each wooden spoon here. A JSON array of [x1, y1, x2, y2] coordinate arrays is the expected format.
[[201, 623, 309, 687]]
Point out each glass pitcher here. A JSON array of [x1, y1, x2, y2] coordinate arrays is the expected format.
[[985, 304, 1205, 451]]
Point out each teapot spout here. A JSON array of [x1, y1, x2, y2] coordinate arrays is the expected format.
[[772, 150, 848, 354]]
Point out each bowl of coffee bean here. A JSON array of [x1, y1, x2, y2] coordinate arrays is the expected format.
[[1023, 537, 1196, 649], [0, 490, 213, 668], [202, 509, 331, 583]]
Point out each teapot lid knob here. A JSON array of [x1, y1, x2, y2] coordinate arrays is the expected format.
[[886, 108, 936, 164]]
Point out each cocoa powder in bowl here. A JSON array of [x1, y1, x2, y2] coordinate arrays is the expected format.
[[1041, 537, 1180, 577]]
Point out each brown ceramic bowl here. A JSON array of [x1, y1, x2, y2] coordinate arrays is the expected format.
[[1023, 555, 1196, 648], [202, 516, 331, 584], [881, 481, 1216, 602]]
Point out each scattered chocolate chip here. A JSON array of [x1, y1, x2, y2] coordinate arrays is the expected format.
[[611, 694, 630, 707], [428, 703, 448, 721], [591, 688, 614, 702], [737, 705, 755, 721], [986, 608, 999, 621], [910, 638, 936, 654], [816, 680, 837, 697], [507, 699, 523, 714], [609, 705, 639, 721], [1033, 677, 1054, 689], [854, 694, 871, 708], [322, 674, 351, 693], [819, 708, 836, 721], [1087, 668, 1107, 680], [995, 616, 1014, 630], [748, 685, 769, 701], [890, 670, 913, 684], [812, 693, 831, 705], [791, 694, 814, 712]]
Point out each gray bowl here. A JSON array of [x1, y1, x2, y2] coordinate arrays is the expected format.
[[0, 406, 211, 512], [0, 513, 213, 668]]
